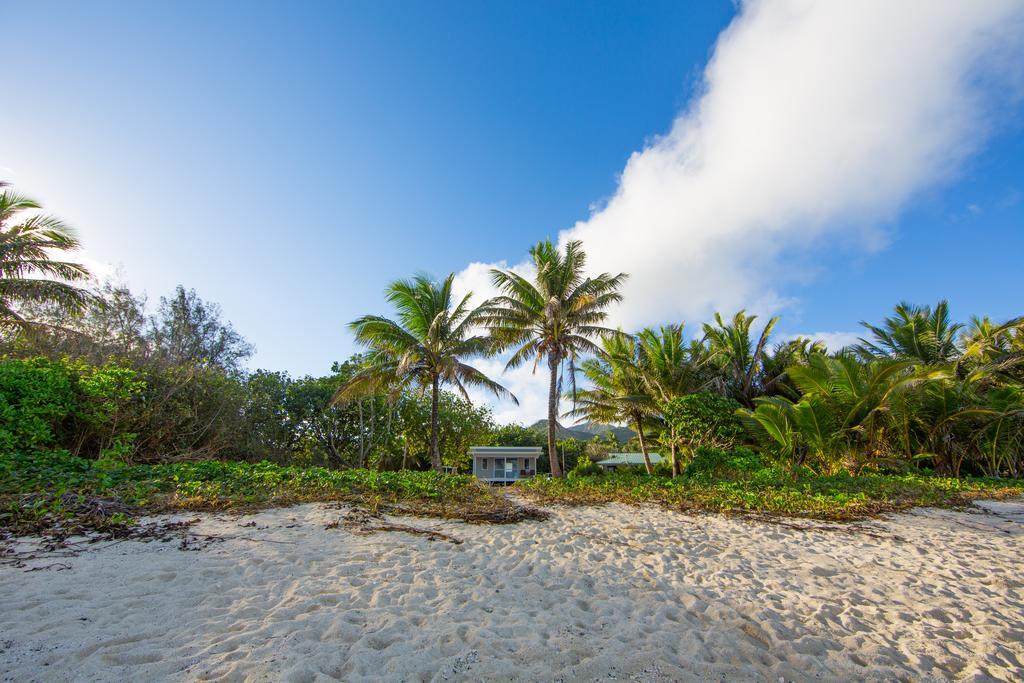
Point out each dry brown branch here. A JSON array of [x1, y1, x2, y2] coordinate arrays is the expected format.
[[328, 509, 464, 544]]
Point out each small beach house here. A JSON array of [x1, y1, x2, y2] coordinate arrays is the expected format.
[[469, 446, 541, 484], [595, 453, 664, 471]]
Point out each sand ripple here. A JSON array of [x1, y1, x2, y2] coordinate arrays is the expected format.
[[2, 499, 1023, 681]]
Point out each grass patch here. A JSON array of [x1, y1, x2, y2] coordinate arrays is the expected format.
[[516, 470, 1024, 521], [0, 450, 544, 539]]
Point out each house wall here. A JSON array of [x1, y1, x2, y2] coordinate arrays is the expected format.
[[468, 447, 542, 480], [473, 457, 537, 479]]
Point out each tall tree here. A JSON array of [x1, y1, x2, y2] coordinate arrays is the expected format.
[[482, 240, 627, 477], [959, 315, 1024, 382], [0, 184, 91, 328], [856, 300, 963, 365], [637, 323, 709, 476], [760, 337, 829, 400], [335, 273, 514, 470], [702, 310, 779, 407], [568, 333, 657, 474], [148, 286, 254, 373]]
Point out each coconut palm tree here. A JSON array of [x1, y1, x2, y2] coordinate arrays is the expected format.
[[334, 273, 515, 471], [634, 325, 733, 475], [637, 324, 699, 402], [568, 333, 657, 474], [701, 310, 779, 407], [482, 240, 627, 477], [760, 337, 829, 400], [856, 300, 963, 365], [959, 315, 1024, 382], [0, 184, 92, 328], [636, 323, 710, 476], [739, 352, 950, 473]]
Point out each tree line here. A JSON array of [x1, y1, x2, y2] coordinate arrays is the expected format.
[[2, 183, 1022, 479]]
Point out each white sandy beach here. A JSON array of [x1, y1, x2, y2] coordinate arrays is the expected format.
[[2, 499, 1023, 682]]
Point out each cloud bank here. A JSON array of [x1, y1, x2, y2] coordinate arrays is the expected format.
[[461, 0, 1024, 423]]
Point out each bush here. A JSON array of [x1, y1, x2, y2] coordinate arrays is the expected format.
[[684, 446, 769, 481], [0, 355, 262, 463], [517, 464, 1024, 520], [652, 460, 674, 477], [0, 449, 494, 513], [567, 454, 603, 478], [0, 357, 75, 451], [0, 356, 145, 458], [664, 392, 745, 454]]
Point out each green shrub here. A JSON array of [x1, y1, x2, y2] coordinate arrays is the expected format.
[[664, 392, 745, 453], [0, 356, 145, 458], [684, 446, 770, 480], [517, 466, 1024, 520], [0, 450, 489, 511], [0, 357, 75, 451], [66, 358, 145, 457], [661, 392, 746, 474], [567, 454, 603, 478], [652, 460, 674, 477]]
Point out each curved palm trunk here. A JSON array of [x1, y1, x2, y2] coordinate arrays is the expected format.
[[634, 413, 653, 475], [430, 375, 442, 471], [547, 355, 563, 478]]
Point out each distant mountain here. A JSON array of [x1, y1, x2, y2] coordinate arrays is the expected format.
[[528, 419, 634, 444], [572, 421, 636, 443]]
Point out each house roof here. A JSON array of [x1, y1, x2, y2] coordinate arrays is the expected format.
[[595, 452, 664, 466], [468, 446, 543, 456]]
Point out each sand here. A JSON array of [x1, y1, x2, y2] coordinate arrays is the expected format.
[[2, 498, 1023, 682]]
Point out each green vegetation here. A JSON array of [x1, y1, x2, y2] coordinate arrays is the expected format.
[[519, 459, 1024, 520], [738, 306, 1024, 478], [334, 273, 514, 470], [481, 239, 627, 477], [662, 392, 744, 475], [563, 302, 1024, 482], [570, 333, 658, 474], [1, 450, 529, 535], [1, 182, 1022, 533], [0, 183, 92, 328]]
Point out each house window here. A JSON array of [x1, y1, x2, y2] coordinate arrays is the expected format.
[[482, 458, 488, 468]]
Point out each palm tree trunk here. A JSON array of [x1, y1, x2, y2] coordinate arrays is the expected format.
[[357, 399, 366, 468], [430, 375, 442, 471], [547, 355, 563, 478], [670, 436, 679, 478], [634, 413, 653, 475]]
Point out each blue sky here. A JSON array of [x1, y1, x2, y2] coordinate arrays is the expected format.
[[2, 1, 1022, 423]]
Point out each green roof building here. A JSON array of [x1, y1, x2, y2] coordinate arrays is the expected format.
[[595, 453, 664, 470]]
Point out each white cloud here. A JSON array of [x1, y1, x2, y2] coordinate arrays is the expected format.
[[77, 254, 118, 283], [463, 0, 1024, 423], [451, 259, 536, 308], [464, 355, 549, 426]]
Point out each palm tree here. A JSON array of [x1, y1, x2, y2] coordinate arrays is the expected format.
[[760, 337, 829, 400], [701, 310, 779, 407], [568, 333, 657, 474], [334, 273, 515, 471], [0, 184, 92, 328], [637, 324, 697, 402], [959, 315, 1024, 382], [856, 300, 963, 365], [739, 353, 942, 474], [482, 240, 627, 477], [636, 323, 709, 476]]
